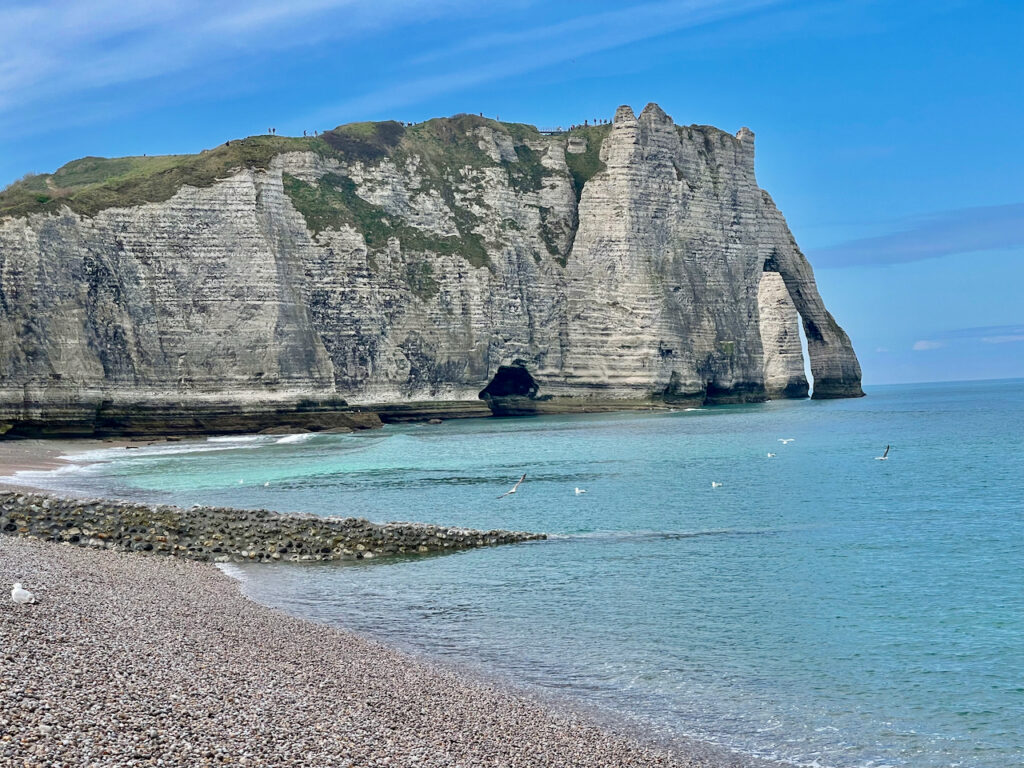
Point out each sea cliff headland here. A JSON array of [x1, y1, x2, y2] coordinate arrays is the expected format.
[[0, 104, 861, 439]]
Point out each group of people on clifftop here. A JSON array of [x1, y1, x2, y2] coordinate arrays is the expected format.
[[242, 115, 613, 143]]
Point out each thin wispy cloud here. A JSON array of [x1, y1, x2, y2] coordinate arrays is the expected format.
[[409, 0, 778, 66], [1, 0, 791, 140], [913, 325, 1024, 351], [0, 0, 469, 119], [813, 203, 1024, 268], [933, 323, 1019, 337], [938, 325, 1024, 342], [304, 0, 784, 125]]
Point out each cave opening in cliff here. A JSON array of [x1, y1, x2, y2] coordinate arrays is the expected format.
[[479, 362, 539, 400]]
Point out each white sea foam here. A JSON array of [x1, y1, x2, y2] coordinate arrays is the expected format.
[[549, 528, 775, 543], [275, 433, 315, 445], [52, 438, 272, 469], [1, 461, 100, 489]]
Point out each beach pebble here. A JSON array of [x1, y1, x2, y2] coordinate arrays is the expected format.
[[0, 536, 752, 768]]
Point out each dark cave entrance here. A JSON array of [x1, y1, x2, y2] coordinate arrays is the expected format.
[[479, 361, 539, 400]]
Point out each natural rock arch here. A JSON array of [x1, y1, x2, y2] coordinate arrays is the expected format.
[[757, 194, 864, 399]]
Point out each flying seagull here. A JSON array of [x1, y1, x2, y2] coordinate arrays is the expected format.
[[778, 438, 795, 445], [574, 487, 587, 495], [875, 445, 891, 461], [497, 473, 527, 499], [11, 583, 35, 605]]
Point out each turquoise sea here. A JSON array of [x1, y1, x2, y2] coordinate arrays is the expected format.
[[14, 379, 1024, 767]]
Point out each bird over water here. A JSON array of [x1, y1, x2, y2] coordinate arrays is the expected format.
[[497, 474, 527, 499]]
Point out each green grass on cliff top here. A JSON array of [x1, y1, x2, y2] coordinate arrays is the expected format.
[[0, 115, 609, 221], [0, 135, 324, 219]]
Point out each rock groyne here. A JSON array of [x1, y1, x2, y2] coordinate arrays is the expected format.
[[0, 492, 545, 563]]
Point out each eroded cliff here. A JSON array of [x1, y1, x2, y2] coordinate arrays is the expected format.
[[0, 104, 862, 436]]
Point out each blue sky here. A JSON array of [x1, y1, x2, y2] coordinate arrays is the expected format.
[[1, 0, 1021, 385]]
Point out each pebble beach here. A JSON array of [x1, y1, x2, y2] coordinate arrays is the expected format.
[[1, 535, 764, 768]]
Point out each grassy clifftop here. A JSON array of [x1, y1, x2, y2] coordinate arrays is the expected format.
[[0, 135, 320, 219], [0, 115, 606, 221]]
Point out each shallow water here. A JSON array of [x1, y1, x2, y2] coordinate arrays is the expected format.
[[17, 380, 1024, 767]]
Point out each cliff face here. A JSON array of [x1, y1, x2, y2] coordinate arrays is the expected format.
[[0, 104, 862, 436]]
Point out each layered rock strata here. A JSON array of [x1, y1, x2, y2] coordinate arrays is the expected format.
[[0, 491, 545, 562], [0, 104, 862, 436]]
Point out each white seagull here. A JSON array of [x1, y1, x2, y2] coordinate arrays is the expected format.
[[875, 445, 891, 461], [11, 583, 35, 605], [778, 438, 795, 445], [711, 481, 723, 488], [767, 452, 776, 458], [497, 473, 527, 499], [574, 487, 587, 495]]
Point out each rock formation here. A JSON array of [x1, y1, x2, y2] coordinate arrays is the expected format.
[[0, 491, 545, 562], [0, 104, 862, 436]]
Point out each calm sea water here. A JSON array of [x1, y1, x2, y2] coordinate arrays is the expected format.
[[14, 380, 1024, 767]]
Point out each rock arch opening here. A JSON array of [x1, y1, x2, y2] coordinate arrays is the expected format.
[[757, 238, 863, 399], [757, 270, 810, 399]]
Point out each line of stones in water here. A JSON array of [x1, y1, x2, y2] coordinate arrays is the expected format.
[[0, 492, 545, 563]]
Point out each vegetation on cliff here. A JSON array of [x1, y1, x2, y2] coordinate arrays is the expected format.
[[281, 171, 487, 275], [562, 124, 611, 202], [0, 114, 582, 276], [0, 136, 318, 219], [0, 115, 562, 224]]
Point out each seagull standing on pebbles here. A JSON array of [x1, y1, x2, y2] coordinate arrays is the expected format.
[[11, 583, 35, 604], [497, 473, 527, 499]]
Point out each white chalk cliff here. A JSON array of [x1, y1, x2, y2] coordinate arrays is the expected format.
[[0, 103, 862, 436]]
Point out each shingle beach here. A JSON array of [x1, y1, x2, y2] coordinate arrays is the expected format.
[[0, 536, 767, 768]]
